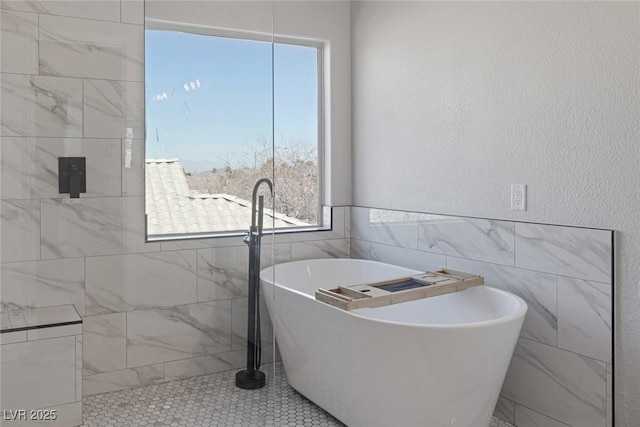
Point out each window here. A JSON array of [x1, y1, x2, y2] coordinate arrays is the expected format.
[[144, 27, 323, 239]]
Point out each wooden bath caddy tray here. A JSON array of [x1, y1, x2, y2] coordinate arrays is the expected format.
[[315, 269, 484, 310]]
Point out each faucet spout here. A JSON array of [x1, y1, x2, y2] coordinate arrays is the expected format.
[[250, 178, 273, 233]]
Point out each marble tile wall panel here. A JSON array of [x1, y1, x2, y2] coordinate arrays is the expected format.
[[38, 14, 143, 81], [418, 215, 515, 266], [558, 276, 611, 363], [83, 313, 126, 375], [0, 73, 83, 137], [0, 330, 27, 344], [164, 351, 246, 382], [195, 241, 290, 302], [1, 0, 121, 22], [122, 139, 144, 196], [1, 309, 10, 328], [75, 335, 82, 400], [515, 405, 570, 427], [1, 9, 38, 74], [343, 206, 351, 238], [0, 335, 76, 409], [350, 238, 371, 259], [85, 251, 197, 314], [1, 136, 35, 199], [126, 301, 232, 368], [197, 245, 249, 302], [160, 235, 247, 251], [27, 323, 81, 340], [7, 308, 26, 328], [446, 258, 558, 346], [21, 304, 80, 326], [1, 137, 121, 199], [606, 364, 612, 427], [121, 0, 144, 25], [261, 242, 291, 269], [369, 242, 446, 272], [290, 238, 350, 261], [351, 206, 418, 249], [231, 297, 274, 350], [0, 258, 85, 313], [493, 396, 515, 425], [40, 197, 159, 259], [502, 338, 607, 427], [515, 223, 612, 283], [1, 199, 40, 262], [83, 364, 165, 396], [84, 79, 144, 139]]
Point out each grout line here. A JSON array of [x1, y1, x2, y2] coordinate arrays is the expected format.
[[518, 336, 611, 365]]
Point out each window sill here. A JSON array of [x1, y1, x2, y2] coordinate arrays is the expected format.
[[146, 224, 332, 243]]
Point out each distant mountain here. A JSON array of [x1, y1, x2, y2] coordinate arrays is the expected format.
[[180, 159, 222, 175]]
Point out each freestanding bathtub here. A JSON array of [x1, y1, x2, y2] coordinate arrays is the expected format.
[[260, 258, 527, 427]]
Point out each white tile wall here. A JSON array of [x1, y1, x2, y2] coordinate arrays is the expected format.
[[418, 215, 515, 266], [1, 0, 122, 22], [83, 364, 165, 396], [370, 241, 446, 271], [1, 336, 77, 409], [85, 251, 197, 314], [82, 313, 127, 375], [515, 222, 612, 283], [503, 339, 607, 427], [1, 258, 85, 313], [558, 276, 612, 363], [290, 238, 350, 260], [38, 14, 143, 80], [1, 199, 40, 262], [40, 197, 158, 258], [0, 9, 38, 74], [1, 73, 84, 137], [83, 79, 144, 139], [197, 245, 249, 302], [494, 396, 515, 425], [447, 258, 558, 346], [351, 206, 613, 427], [126, 301, 233, 367], [515, 405, 571, 427]]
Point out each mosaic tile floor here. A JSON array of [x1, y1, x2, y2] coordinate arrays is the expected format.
[[82, 362, 515, 427]]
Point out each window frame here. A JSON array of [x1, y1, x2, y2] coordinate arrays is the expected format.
[[144, 19, 329, 242]]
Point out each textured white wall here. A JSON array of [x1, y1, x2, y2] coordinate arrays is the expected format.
[[351, 1, 639, 424]]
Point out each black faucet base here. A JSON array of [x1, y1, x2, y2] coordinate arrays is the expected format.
[[235, 369, 266, 389]]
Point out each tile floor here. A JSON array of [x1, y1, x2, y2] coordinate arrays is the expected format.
[[81, 362, 515, 427]]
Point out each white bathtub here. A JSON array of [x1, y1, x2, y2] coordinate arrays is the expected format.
[[260, 258, 527, 427]]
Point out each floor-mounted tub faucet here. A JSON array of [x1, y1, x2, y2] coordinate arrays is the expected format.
[[236, 178, 273, 390]]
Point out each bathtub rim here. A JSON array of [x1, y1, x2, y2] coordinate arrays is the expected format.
[[260, 258, 528, 330]]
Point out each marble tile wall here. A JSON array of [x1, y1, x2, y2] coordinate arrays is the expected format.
[[0, 306, 83, 426], [0, 0, 350, 397], [350, 206, 613, 427]]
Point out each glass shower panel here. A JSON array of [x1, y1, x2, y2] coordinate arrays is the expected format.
[[144, 0, 278, 424]]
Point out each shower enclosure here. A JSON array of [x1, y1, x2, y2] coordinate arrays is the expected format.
[[0, 0, 336, 424]]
